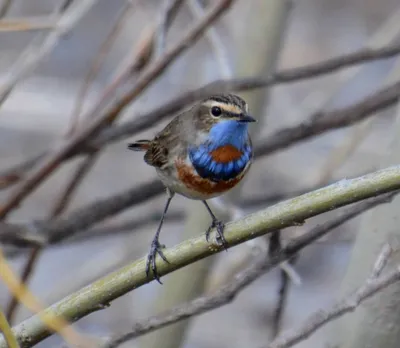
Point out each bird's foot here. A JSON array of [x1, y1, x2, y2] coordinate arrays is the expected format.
[[145, 239, 169, 284], [206, 219, 228, 250]]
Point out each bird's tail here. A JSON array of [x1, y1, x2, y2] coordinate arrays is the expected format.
[[128, 139, 151, 151]]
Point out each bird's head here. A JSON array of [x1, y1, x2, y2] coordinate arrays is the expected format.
[[193, 94, 255, 149]]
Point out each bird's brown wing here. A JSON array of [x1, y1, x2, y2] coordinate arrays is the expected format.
[[144, 116, 183, 168]]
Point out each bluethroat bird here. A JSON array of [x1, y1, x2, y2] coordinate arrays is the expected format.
[[128, 94, 255, 283]]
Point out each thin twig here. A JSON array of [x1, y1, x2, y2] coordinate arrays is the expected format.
[[0, 249, 94, 348], [269, 230, 292, 338], [154, 0, 185, 57], [5, 155, 99, 322], [0, 17, 57, 32], [369, 242, 394, 280], [126, 0, 185, 73], [0, 308, 19, 348], [102, 193, 395, 348], [267, 243, 400, 348], [188, 0, 232, 77], [0, 0, 11, 18], [5, 247, 41, 322], [253, 80, 400, 158], [0, 0, 235, 220], [0, 0, 99, 104], [68, 1, 135, 135]]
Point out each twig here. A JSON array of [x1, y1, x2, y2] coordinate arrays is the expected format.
[[0, 222, 46, 247], [267, 243, 400, 348], [0, 249, 93, 348], [5, 247, 41, 322], [0, 17, 57, 32], [154, 0, 185, 57], [34, 179, 163, 244], [270, 228, 296, 338], [5, 155, 99, 322], [0, 0, 235, 220], [0, 308, 19, 348], [369, 242, 394, 280], [0, 0, 99, 104], [2, 41, 400, 188], [0, 179, 163, 248], [0, 0, 11, 18], [125, 0, 185, 73], [102, 192, 395, 348], [188, 0, 232, 77], [254, 80, 400, 158], [71, 210, 183, 242], [2, 169, 400, 348], [0, 154, 45, 190], [68, 1, 135, 135]]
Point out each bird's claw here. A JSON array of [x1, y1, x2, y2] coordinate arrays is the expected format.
[[145, 239, 169, 284], [206, 219, 228, 250]]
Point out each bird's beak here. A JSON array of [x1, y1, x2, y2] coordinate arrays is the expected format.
[[238, 114, 256, 122]]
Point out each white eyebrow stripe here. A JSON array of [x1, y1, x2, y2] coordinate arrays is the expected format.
[[203, 101, 243, 114]]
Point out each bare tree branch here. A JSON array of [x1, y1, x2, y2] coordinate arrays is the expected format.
[[154, 0, 185, 57], [0, 0, 100, 104], [102, 192, 395, 348], [254, 80, 400, 158], [0, 17, 57, 32], [0, 180, 163, 247], [0, 0, 12, 18], [267, 240, 399, 348], [2, 168, 400, 348]]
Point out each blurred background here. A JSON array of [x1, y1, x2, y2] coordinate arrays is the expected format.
[[1, 0, 400, 347]]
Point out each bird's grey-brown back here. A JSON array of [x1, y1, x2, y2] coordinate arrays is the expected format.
[[142, 105, 197, 168]]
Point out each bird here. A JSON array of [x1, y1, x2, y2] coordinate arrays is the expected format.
[[128, 94, 255, 283]]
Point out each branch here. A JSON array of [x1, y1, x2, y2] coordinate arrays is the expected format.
[[0, 0, 12, 18], [3, 167, 400, 347], [0, 0, 235, 220], [0, 309, 19, 348], [0, 17, 57, 32], [267, 242, 399, 348], [102, 192, 395, 348], [154, 0, 185, 57], [0, 180, 163, 249], [254, 80, 400, 158], [0, 0, 99, 104]]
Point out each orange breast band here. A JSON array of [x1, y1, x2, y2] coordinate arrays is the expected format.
[[176, 160, 244, 195], [210, 145, 242, 164]]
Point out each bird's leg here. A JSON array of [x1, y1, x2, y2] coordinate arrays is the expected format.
[[202, 200, 228, 249], [146, 189, 174, 284]]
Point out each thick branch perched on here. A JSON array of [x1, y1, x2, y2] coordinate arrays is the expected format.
[[3, 166, 400, 348], [103, 193, 394, 348]]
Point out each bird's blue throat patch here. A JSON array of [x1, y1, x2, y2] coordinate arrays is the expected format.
[[189, 120, 252, 181]]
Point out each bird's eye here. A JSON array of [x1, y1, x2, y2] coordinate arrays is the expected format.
[[211, 106, 222, 117]]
